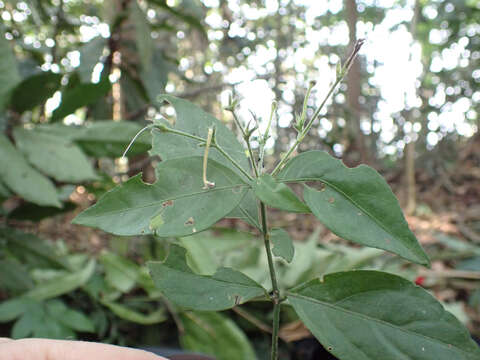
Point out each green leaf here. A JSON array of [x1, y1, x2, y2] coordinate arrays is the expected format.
[[270, 228, 294, 263], [319, 242, 385, 275], [0, 298, 34, 322], [0, 28, 21, 112], [0, 178, 11, 198], [10, 72, 62, 112], [120, 71, 149, 118], [148, 244, 267, 311], [24, 259, 95, 301], [0, 227, 69, 269], [37, 121, 151, 157], [0, 259, 34, 292], [148, 0, 207, 38], [277, 151, 429, 266], [51, 79, 111, 121], [152, 95, 249, 175], [78, 37, 105, 82], [152, 95, 258, 226], [100, 300, 166, 325], [10, 300, 80, 339], [282, 229, 320, 288], [226, 191, 261, 229], [141, 50, 168, 102], [288, 271, 480, 360], [100, 251, 140, 293], [11, 303, 44, 339], [180, 311, 257, 360], [79, 121, 150, 156], [73, 157, 248, 237], [179, 229, 259, 276], [13, 127, 97, 183], [131, 1, 153, 72], [0, 134, 60, 207], [253, 174, 310, 213], [46, 300, 95, 333], [7, 202, 76, 222]]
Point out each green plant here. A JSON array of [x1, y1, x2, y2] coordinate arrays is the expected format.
[[0, 227, 169, 344], [73, 42, 480, 360]]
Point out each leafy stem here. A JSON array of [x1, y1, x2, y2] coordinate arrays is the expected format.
[[259, 40, 365, 358], [228, 107, 259, 177], [211, 134, 254, 181], [260, 201, 281, 360], [258, 101, 277, 174], [271, 39, 365, 176], [163, 112, 282, 358]]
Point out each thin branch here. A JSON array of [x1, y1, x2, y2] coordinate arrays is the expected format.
[[259, 202, 281, 360], [232, 306, 273, 334], [418, 269, 480, 280]]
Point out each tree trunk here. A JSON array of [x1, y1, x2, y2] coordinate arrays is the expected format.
[[345, 0, 368, 164], [405, 0, 421, 215]]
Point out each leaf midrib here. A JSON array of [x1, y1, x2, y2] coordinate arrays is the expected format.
[[288, 292, 473, 357], [89, 183, 249, 218], [161, 266, 265, 292]]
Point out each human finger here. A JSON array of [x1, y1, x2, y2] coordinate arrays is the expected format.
[[0, 338, 169, 360]]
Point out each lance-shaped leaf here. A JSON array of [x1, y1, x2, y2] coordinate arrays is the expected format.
[[0, 28, 21, 112], [36, 121, 151, 157], [132, 1, 153, 72], [277, 151, 429, 266], [180, 311, 257, 360], [73, 157, 248, 237], [52, 79, 111, 121], [270, 228, 294, 263], [0, 134, 60, 207], [24, 260, 95, 301], [253, 174, 310, 213], [10, 72, 62, 113], [148, 244, 267, 311], [100, 300, 166, 325], [78, 37, 106, 83], [99, 251, 140, 293], [0, 298, 35, 323], [152, 95, 258, 226], [13, 128, 97, 183], [288, 271, 480, 360], [77, 121, 151, 157]]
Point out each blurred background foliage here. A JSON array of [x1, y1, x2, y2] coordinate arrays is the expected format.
[[0, 0, 479, 359]]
